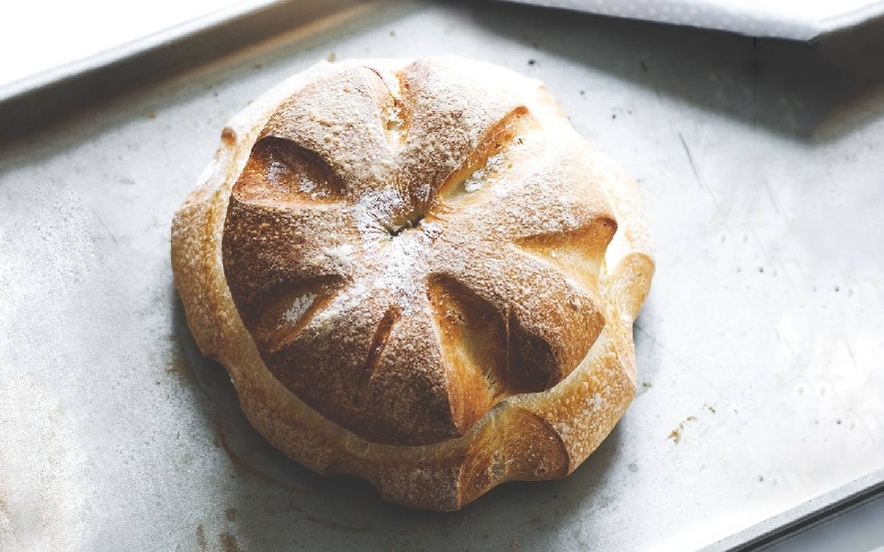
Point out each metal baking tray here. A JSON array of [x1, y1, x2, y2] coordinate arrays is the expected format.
[[2, 1, 883, 550]]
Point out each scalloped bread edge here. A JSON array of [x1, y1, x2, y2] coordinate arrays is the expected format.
[[171, 57, 655, 511]]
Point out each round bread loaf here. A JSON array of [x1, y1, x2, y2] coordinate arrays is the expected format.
[[171, 56, 654, 510]]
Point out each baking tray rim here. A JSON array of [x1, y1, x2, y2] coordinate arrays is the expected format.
[[3, 2, 882, 550]]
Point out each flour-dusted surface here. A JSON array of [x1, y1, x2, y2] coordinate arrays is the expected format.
[[218, 57, 629, 449], [178, 55, 650, 509], [2, 1, 884, 551]]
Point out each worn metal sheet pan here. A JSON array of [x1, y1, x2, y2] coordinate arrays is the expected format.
[[2, 1, 884, 551]]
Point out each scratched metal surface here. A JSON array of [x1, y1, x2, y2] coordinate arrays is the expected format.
[[2, 2, 884, 551]]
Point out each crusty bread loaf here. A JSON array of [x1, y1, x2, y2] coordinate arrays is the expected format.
[[171, 56, 654, 510]]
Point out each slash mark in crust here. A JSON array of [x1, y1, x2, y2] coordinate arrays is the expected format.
[[353, 306, 400, 406]]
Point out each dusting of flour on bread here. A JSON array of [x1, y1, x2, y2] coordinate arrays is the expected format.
[[172, 56, 653, 511]]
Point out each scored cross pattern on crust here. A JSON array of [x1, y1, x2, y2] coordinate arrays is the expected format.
[[222, 58, 617, 446]]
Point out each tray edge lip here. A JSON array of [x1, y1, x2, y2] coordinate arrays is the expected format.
[[0, 0, 287, 105], [699, 466, 884, 552]]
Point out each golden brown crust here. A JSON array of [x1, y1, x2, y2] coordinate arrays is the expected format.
[[171, 56, 654, 510]]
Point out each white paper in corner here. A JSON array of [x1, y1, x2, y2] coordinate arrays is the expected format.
[[502, 0, 884, 40]]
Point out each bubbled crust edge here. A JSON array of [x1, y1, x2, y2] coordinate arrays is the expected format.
[[171, 57, 654, 511]]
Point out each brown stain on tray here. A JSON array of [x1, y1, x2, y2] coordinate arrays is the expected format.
[[195, 524, 209, 552], [212, 419, 291, 488], [166, 350, 200, 388], [220, 532, 243, 552]]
